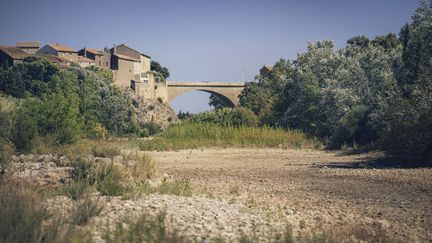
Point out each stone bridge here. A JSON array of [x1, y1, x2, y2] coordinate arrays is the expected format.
[[166, 81, 245, 107]]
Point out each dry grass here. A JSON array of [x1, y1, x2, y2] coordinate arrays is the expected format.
[[139, 122, 318, 151], [32, 139, 126, 158]]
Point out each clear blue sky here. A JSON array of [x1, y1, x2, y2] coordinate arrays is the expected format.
[[0, 0, 420, 113]]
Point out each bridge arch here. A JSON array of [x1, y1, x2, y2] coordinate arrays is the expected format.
[[166, 82, 245, 107]]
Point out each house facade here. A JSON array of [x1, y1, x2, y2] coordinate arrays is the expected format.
[[78, 48, 110, 70], [37, 44, 78, 62], [16, 41, 40, 54], [109, 44, 167, 101], [0, 46, 29, 67], [2, 41, 166, 101]]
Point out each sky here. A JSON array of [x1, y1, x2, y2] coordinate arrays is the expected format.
[[0, 0, 420, 113]]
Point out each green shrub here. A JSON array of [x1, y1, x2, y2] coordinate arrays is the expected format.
[[187, 107, 258, 127], [70, 157, 97, 184], [96, 162, 126, 196], [11, 110, 37, 153]]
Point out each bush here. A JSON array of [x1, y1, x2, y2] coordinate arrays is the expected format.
[[11, 110, 37, 153], [187, 107, 258, 127]]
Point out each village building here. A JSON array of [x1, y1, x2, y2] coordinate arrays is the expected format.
[[36, 55, 73, 69], [16, 41, 40, 54], [78, 48, 110, 70], [77, 56, 95, 68], [260, 65, 273, 78], [0, 46, 29, 67], [108, 44, 166, 100], [37, 44, 78, 62]]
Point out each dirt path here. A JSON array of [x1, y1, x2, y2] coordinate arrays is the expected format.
[[149, 148, 432, 242]]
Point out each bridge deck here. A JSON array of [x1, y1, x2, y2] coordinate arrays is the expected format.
[[167, 81, 245, 87]]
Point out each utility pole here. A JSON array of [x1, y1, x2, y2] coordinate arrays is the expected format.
[[241, 68, 245, 83]]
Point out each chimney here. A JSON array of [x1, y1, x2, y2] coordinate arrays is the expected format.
[[113, 44, 116, 54]]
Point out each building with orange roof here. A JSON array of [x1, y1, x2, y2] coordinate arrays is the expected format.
[[37, 43, 78, 62]]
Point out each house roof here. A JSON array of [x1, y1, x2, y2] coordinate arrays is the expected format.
[[16, 41, 40, 48], [80, 48, 103, 56], [111, 44, 151, 59], [0, 46, 29, 59], [48, 44, 77, 53], [78, 56, 95, 63], [36, 54, 71, 63], [113, 53, 140, 62]]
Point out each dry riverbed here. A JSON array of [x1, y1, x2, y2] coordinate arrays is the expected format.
[[149, 148, 432, 242]]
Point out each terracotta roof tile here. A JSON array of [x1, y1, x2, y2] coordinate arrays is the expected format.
[[113, 53, 140, 62], [48, 44, 77, 53], [78, 56, 95, 63], [85, 48, 103, 55], [16, 41, 40, 48], [0, 46, 29, 59]]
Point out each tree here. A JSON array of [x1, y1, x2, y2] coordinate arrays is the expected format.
[[209, 93, 232, 110], [347, 35, 370, 49], [150, 61, 170, 79]]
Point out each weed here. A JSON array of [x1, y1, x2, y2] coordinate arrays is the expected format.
[[158, 180, 192, 196], [0, 179, 49, 243], [103, 211, 184, 243], [124, 152, 156, 182], [69, 197, 103, 226], [139, 122, 316, 151], [64, 180, 94, 201], [91, 143, 121, 158], [96, 162, 126, 196]]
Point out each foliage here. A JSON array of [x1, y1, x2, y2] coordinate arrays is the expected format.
[[238, 2, 432, 162], [0, 96, 15, 166], [186, 107, 258, 127], [209, 93, 232, 110], [139, 122, 313, 151], [150, 61, 170, 79]]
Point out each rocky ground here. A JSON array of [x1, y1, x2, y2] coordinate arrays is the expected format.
[[4, 148, 432, 242], [149, 148, 432, 242], [128, 90, 177, 128]]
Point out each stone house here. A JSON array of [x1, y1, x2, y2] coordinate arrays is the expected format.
[[0, 46, 29, 67], [37, 44, 78, 62], [77, 56, 95, 68], [78, 48, 110, 70], [37, 55, 72, 69], [109, 44, 166, 100], [16, 41, 40, 54]]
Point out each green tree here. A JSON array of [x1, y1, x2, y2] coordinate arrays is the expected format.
[[150, 61, 170, 79]]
